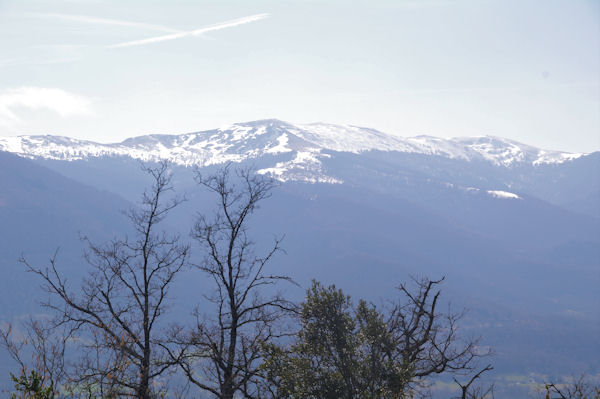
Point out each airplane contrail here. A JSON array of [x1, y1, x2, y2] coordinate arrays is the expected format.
[[107, 13, 269, 49], [38, 13, 182, 33]]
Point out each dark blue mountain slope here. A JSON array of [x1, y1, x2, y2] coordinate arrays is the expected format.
[[0, 151, 131, 316]]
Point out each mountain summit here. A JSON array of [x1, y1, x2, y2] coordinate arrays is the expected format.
[[0, 120, 583, 176]]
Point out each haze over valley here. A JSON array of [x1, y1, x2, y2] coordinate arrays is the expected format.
[[1, 119, 598, 396]]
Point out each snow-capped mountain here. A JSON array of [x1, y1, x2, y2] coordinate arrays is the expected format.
[[1, 120, 598, 383], [0, 119, 583, 175]]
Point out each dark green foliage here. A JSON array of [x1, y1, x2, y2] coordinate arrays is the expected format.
[[10, 370, 54, 399], [262, 279, 486, 399], [262, 281, 407, 398]]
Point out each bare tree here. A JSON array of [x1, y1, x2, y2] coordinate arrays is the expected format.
[[387, 277, 490, 395], [0, 318, 69, 397], [540, 375, 600, 399], [167, 165, 293, 399], [453, 364, 494, 399], [22, 162, 189, 399]]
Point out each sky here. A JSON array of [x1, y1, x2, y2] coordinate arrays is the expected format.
[[0, 0, 598, 152]]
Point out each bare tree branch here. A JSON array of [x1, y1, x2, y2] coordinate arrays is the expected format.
[[169, 164, 293, 399], [20, 161, 189, 399]]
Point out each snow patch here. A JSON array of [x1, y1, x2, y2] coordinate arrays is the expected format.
[[257, 150, 342, 184], [0, 136, 24, 153], [487, 190, 521, 199], [265, 133, 292, 154]]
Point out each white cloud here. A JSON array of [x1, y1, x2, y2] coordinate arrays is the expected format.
[[0, 87, 92, 126], [107, 13, 269, 48]]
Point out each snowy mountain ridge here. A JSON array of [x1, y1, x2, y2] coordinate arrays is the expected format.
[[0, 119, 583, 172]]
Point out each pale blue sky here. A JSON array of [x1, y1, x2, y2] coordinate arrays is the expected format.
[[0, 0, 598, 152]]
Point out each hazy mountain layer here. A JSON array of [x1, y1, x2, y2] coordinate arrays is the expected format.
[[0, 120, 598, 397]]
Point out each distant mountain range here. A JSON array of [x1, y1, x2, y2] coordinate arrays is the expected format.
[[1, 119, 599, 396], [1, 119, 597, 217], [0, 118, 584, 167]]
